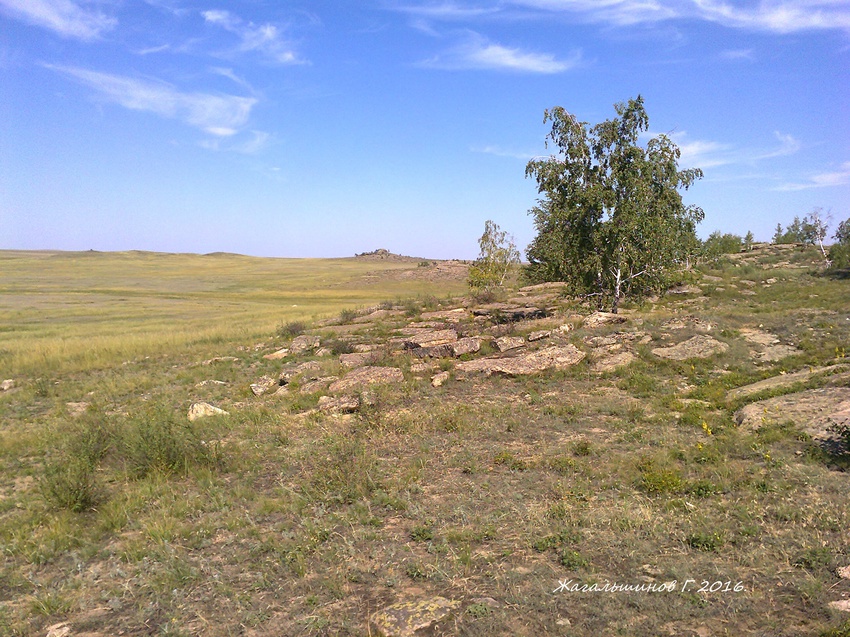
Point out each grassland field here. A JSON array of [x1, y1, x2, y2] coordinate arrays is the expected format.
[[0, 246, 849, 637]]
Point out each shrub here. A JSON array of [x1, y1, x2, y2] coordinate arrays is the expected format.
[[278, 321, 306, 339], [41, 457, 102, 512]]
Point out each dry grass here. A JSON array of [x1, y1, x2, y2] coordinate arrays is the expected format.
[[1, 246, 849, 636]]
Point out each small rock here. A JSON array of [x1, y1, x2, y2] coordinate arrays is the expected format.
[[557, 323, 574, 334], [318, 395, 360, 413], [0, 379, 15, 391], [250, 375, 277, 396], [263, 348, 290, 360], [431, 371, 450, 387], [188, 402, 229, 421], [495, 336, 525, 352], [828, 599, 850, 612], [451, 336, 481, 357], [370, 597, 460, 637], [528, 330, 551, 342], [196, 379, 227, 387], [583, 312, 627, 329], [315, 347, 332, 357], [290, 334, 320, 355], [837, 565, 850, 580]]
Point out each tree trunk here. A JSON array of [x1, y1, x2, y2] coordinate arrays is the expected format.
[[611, 267, 622, 314]]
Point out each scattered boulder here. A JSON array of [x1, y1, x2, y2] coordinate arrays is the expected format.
[[495, 336, 525, 352], [456, 344, 585, 377], [318, 395, 361, 413], [340, 352, 377, 368], [591, 351, 636, 373], [263, 348, 290, 360], [431, 371, 450, 387], [279, 361, 323, 384], [735, 387, 850, 441], [250, 375, 277, 396], [369, 597, 460, 637], [527, 329, 551, 342], [583, 312, 627, 329], [290, 334, 320, 355], [328, 366, 404, 393], [300, 377, 338, 394], [0, 379, 15, 391], [651, 335, 728, 361], [188, 402, 229, 421], [451, 336, 481, 357]]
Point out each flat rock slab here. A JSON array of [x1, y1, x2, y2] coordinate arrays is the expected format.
[[369, 597, 460, 637], [402, 329, 457, 349], [591, 351, 636, 373], [652, 335, 728, 361], [339, 352, 379, 368], [757, 344, 801, 362], [451, 336, 481, 357], [263, 348, 290, 360], [279, 361, 323, 383], [727, 365, 848, 403], [419, 308, 469, 322], [495, 336, 526, 352], [471, 305, 549, 322], [735, 387, 850, 441], [329, 366, 404, 393], [661, 315, 714, 331], [456, 344, 585, 377], [583, 311, 627, 329], [740, 328, 779, 346], [318, 395, 360, 413]]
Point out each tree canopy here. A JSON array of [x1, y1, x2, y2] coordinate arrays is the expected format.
[[525, 96, 704, 312]]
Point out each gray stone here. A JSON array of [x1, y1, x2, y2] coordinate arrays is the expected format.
[[318, 395, 360, 413], [262, 348, 289, 360], [250, 375, 277, 396], [583, 311, 627, 328], [527, 330, 551, 342]]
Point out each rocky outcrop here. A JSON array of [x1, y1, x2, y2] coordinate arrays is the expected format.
[[583, 311, 627, 329], [290, 335, 320, 355], [494, 336, 525, 352], [727, 365, 848, 403], [402, 329, 457, 349], [456, 344, 585, 377], [328, 366, 404, 393], [651, 335, 728, 360], [735, 387, 850, 441], [318, 395, 360, 413]]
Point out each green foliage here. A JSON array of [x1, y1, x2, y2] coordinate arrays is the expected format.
[[774, 209, 830, 256], [829, 216, 850, 270], [744, 231, 755, 251], [702, 231, 742, 261], [277, 321, 306, 339], [468, 220, 521, 295], [686, 531, 724, 552], [524, 95, 704, 312], [41, 457, 102, 512]]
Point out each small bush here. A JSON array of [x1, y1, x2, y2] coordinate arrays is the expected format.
[[278, 321, 306, 339], [558, 549, 589, 570], [41, 457, 102, 512], [410, 525, 434, 542], [339, 308, 358, 323], [686, 531, 724, 552], [792, 547, 833, 570]]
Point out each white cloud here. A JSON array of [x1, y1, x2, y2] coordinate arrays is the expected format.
[[756, 131, 801, 160], [421, 32, 582, 72], [719, 48, 755, 60], [0, 0, 116, 40], [777, 161, 850, 191], [399, 0, 850, 33], [46, 65, 257, 136], [202, 9, 304, 64]]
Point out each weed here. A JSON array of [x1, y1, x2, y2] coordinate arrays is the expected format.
[[41, 457, 102, 512], [277, 321, 306, 339], [792, 547, 833, 571], [686, 531, 725, 552], [466, 603, 491, 618], [410, 525, 434, 542], [493, 451, 528, 471], [558, 549, 589, 570]]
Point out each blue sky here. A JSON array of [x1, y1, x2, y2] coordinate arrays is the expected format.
[[1, 0, 848, 259]]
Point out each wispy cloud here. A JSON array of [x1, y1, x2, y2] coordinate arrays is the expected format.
[[398, 0, 850, 33], [776, 161, 850, 191], [202, 9, 304, 64], [756, 131, 801, 160], [656, 129, 801, 169], [0, 0, 116, 40], [471, 144, 538, 159], [719, 48, 755, 60], [421, 32, 582, 72], [46, 65, 257, 136]]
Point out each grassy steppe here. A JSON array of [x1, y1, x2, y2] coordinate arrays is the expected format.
[[1, 246, 849, 637], [0, 250, 462, 376]]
